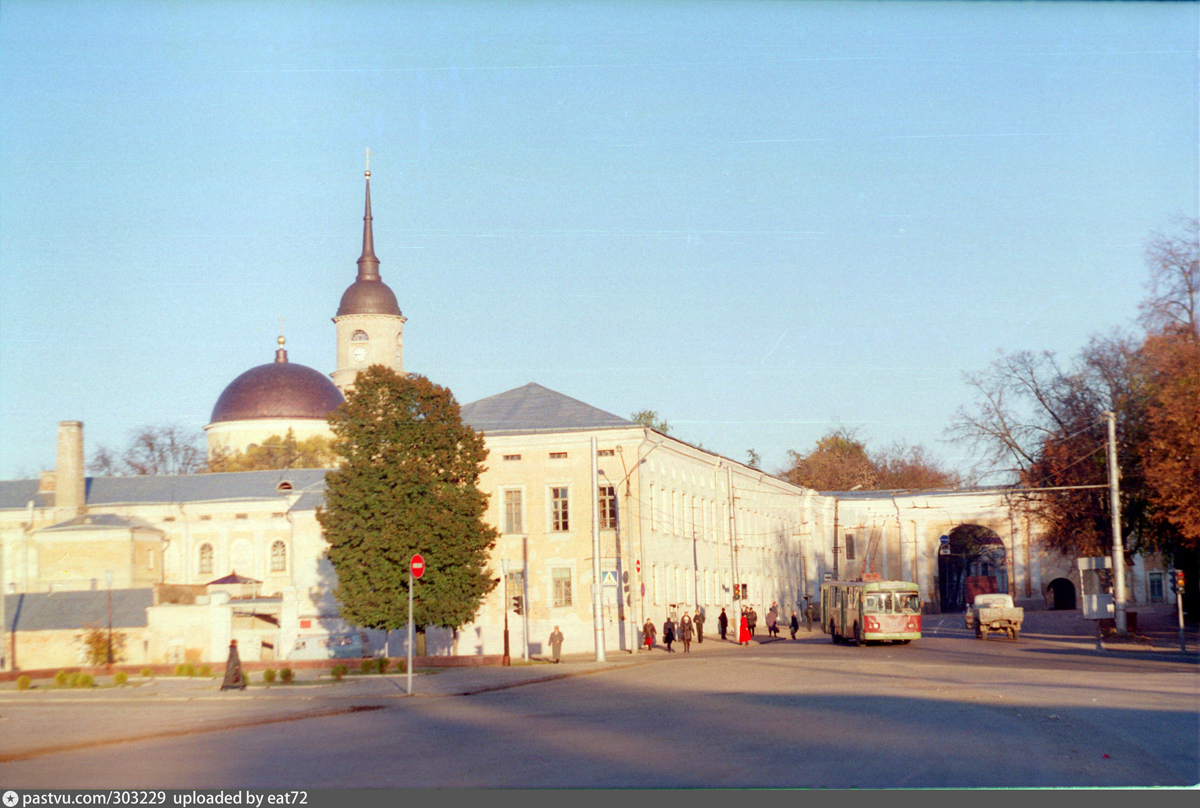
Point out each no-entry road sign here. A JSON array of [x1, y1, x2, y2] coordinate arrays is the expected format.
[[411, 554, 425, 579]]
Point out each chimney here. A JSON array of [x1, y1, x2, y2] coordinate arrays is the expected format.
[[56, 421, 86, 517]]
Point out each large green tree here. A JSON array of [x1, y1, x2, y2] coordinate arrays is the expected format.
[[318, 366, 498, 634]]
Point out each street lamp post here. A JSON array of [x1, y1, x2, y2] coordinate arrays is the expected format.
[[501, 560, 511, 666], [105, 570, 114, 666]]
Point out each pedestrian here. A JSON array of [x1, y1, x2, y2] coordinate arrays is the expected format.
[[747, 606, 758, 637], [220, 639, 246, 691], [694, 610, 705, 643], [767, 603, 779, 638], [643, 619, 657, 651], [549, 626, 564, 663], [790, 610, 799, 640], [738, 610, 751, 645], [663, 617, 676, 653], [679, 613, 693, 653], [804, 596, 814, 632], [718, 608, 729, 640]]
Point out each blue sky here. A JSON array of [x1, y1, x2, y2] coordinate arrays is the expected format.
[[1, 1, 1196, 481]]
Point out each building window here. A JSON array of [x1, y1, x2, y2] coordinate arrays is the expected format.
[[599, 485, 617, 529], [551, 487, 569, 531], [504, 490, 523, 534], [271, 540, 287, 573], [199, 543, 214, 576], [649, 486, 656, 531], [1149, 572, 1164, 603], [351, 330, 369, 342], [597, 449, 615, 457], [552, 567, 573, 607], [503, 454, 522, 461], [549, 452, 568, 460], [845, 533, 856, 560]]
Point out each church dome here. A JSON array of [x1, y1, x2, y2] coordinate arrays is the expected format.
[[337, 278, 402, 316], [210, 340, 344, 424]]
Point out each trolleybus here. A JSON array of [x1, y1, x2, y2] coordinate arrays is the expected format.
[[821, 575, 921, 645]]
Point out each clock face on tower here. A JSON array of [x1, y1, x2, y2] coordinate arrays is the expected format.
[[352, 346, 367, 363]]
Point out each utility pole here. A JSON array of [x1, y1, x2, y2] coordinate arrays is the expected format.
[[590, 437, 607, 662], [1103, 411, 1128, 633]]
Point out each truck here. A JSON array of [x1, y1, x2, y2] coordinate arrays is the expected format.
[[964, 593, 1024, 641]]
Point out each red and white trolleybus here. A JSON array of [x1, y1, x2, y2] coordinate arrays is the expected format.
[[821, 574, 922, 645]]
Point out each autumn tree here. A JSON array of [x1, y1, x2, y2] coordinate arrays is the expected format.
[[631, 409, 670, 433], [1139, 219, 1199, 549], [950, 219, 1199, 570], [781, 428, 960, 491], [89, 424, 206, 476], [318, 366, 498, 638], [207, 430, 336, 472]]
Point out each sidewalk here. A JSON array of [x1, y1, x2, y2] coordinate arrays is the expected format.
[[2, 610, 1192, 700]]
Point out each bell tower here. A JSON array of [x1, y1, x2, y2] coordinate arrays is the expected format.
[[331, 161, 406, 393]]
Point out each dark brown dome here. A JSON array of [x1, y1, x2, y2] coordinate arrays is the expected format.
[[337, 278, 402, 316], [210, 361, 344, 424]]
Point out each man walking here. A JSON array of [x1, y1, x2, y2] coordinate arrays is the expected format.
[[694, 609, 705, 643], [549, 626, 564, 663], [718, 608, 729, 640]]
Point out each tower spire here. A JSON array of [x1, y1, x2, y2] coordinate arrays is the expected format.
[[356, 158, 380, 281]]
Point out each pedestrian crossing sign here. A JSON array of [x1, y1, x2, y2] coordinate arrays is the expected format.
[[601, 571, 618, 587]]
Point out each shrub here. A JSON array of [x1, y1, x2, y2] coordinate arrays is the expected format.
[[198, 665, 212, 678], [173, 663, 196, 677], [54, 670, 69, 687], [67, 672, 82, 687], [262, 668, 277, 684], [360, 659, 373, 675], [75, 673, 94, 688], [17, 675, 31, 691], [113, 671, 128, 686], [376, 657, 391, 675], [173, 664, 186, 677], [280, 668, 294, 684], [331, 664, 348, 681], [140, 667, 154, 678], [79, 626, 127, 666]]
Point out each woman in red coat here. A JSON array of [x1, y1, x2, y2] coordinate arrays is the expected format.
[[738, 610, 752, 645]]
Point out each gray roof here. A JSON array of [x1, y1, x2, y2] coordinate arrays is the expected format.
[[42, 514, 157, 532], [461, 383, 633, 435], [5, 589, 154, 632], [0, 469, 330, 512]]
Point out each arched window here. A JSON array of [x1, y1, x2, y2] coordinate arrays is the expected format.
[[351, 330, 369, 342], [199, 543, 214, 576], [270, 540, 287, 573]]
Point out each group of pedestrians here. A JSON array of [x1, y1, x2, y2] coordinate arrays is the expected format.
[[554, 597, 821, 661], [643, 609, 707, 653], [640, 597, 820, 653]]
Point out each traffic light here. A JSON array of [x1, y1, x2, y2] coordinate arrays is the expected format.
[[511, 594, 523, 615], [1175, 570, 1185, 594]]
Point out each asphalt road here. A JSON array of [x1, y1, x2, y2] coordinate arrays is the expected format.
[[1, 619, 1196, 789]]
